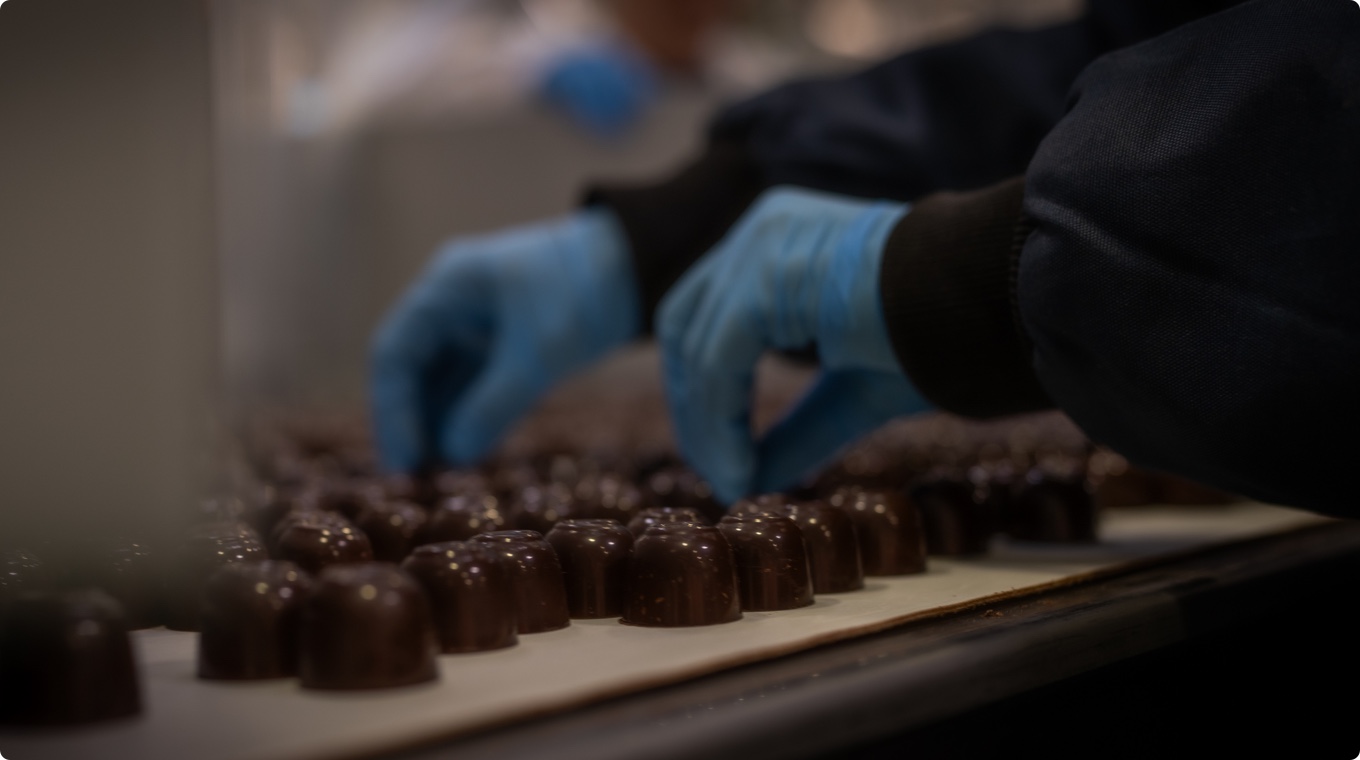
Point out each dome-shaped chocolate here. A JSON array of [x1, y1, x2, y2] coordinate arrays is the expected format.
[[622, 522, 741, 627], [268, 509, 354, 556], [275, 520, 374, 575], [0, 589, 140, 725], [198, 561, 311, 680], [355, 501, 427, 563], [545, 519, 634, 619], [299, 563, 438, 690], [164, 522, 267, 631], [779, 501, 864, 594], [402, 542, 517, 653], [718, 514, 814, 611], [418, 494, 506, 545], [829, 489, 927, 576], [911, 477, 995, 556], [471, 531, 570, 633], [1006, 471, 1098, 543]]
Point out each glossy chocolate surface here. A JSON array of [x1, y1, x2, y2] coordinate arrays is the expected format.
[[779, 502, 864, 594], [198, 561, 311, 680], [402, 542, 517, 653], [471, 531, 570, 633], [1006, 472, 1099, 543], [911, 478, 995, 556], [164, 522, 267, 631], [718, 514, 814, 611], [622, 522, 742, 627], [829, 489, 928, 576], [299, 563, 439, 690], [418, 494, 507, 545], [275, 520, 374, 575], [355, 501, 427, 563], [268, 509, 355, 556], [627, 506, 707, 537], [545, 519, 634, 619], [0, 589, 140, 725]]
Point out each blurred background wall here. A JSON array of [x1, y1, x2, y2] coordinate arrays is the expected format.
[[213, 0, 1084, 422]]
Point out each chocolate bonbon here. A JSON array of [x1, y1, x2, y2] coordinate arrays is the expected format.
[[0, 589, 140, 725], [355, 501, 427, 563], [911, 478, 994, 556], [198, 561, 311, 680], [545, 519, 634, 619], [299, 563, 439, 690], [718, 513, 814, 611], [1006, 471, 1098, 543], [829, 488, 927, 576], [779, 501, 864, 593], [268, 509, 355, 555], [622, 522, 741, 627], [418, 494, 507, 545], [402, 542, 517, 653], [164, 522, 267, 631], [275, 520, 374, 575], [472, 531, 570, 633]]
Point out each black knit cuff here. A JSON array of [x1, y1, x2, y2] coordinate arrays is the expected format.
[[584, 141, 766, 332], [879, 176, 1052, 418]]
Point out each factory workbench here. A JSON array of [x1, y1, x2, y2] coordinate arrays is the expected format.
[[5, 503, 1356, 760], [394, 512, 1360, 760]]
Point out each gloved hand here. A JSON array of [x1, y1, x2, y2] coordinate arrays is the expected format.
[[370, 209, 640, 472], [656, 187, 933, 504], [538, 42, 658, 138]]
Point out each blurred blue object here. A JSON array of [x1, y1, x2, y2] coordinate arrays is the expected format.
[[539, 42, 658, 138], [656, 187, 932, 503], [370, 208, 640, 471]]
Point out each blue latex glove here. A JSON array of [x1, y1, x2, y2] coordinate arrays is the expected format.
[[370, 209, 640, 472], [656, 187, 934, 504], [538, 43, 658, 138]]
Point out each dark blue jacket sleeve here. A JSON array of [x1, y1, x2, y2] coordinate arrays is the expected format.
[[882, 0, 1360, 516], [590, 0, 1360, 515], [587, 0, 1234, 325], [1015, 0, 1360, 514]]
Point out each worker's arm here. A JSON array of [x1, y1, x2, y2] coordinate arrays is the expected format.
[[589, 0, 1240, 329], [661, 0, 1360, 514]]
